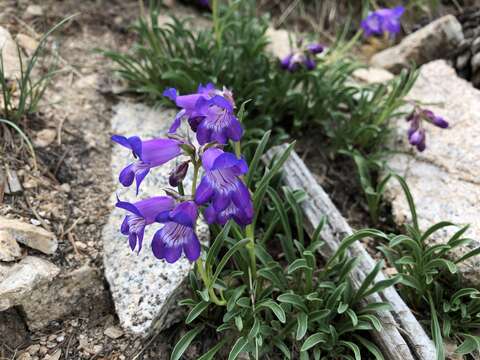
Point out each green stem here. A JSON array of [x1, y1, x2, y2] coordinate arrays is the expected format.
[[212, 0, 221, 48], [191, 161, 200, 196], [246, 225, 256, 279], [177, 182, 184, 196], [234, 141, 242, 158], [196, 258, 226, 306]]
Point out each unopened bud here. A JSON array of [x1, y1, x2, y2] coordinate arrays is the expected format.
[[169, 161, 189, 187]]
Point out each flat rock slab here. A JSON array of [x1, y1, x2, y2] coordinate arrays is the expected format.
[[103, 102, 209, 337], [0, 26, 21, 79], [371, 15, 463, 73], [385, 60, 480, 286], [0, 217, 57, 255]]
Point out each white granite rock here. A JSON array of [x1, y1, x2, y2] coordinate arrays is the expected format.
[[384, 60, 480, 286], [103, 103, 209, 337], [0, 217, 58, 255], [0, 26, 21, 79], [371, 15, 463, 73]]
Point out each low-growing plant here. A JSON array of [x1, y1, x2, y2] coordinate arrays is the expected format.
[[378, 175, 480, 359]]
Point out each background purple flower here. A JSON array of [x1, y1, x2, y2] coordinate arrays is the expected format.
[[152, 201, 200, 263], [195, 148, 253, 226], [112, 135, 182, 193], [361, 6, 404, 37], [306, 43, 324, 54], [116, 196, 174, 253]]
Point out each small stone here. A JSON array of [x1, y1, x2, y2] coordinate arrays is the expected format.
[[47, 334, 56, 342], [59, 183, 71, 193], [5, 169, 22, 195], [456, 50, 471, 70], [39, 346, 48, 355], [0, 229, 22, 261], [75, 241, 87, 250], [0, 256, 59, 311], [27, 344, 40, 355], [104, 325, 124, 339], [0, 26, 21, 79], [371, 15, 464, 73], [472, 37, 480, 54], [46, 350, 61, 360], [0, 217, 57, 255], [17, 352, 31, 360], [34, 129, 57, 148], [56, 335, 65, 342], [471, 52, 480, 73], [46, 342, 56, 349], [92, 345, 103, 354], [15, 34, 38, 55], [25, 5, 43, 18]]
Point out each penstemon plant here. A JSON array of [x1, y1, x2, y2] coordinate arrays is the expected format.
[[112, 82, 400, 359], [379, 175, 480, 360]]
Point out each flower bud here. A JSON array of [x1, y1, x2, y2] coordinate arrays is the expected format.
[[169, 161, 189, 187], [422, 110, 449, 128], [306, 43, 324, 55], [409, 128, 425, 146]]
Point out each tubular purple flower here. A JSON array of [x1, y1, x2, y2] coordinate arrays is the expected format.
[[195, 148, 253, 226], [423, 110, 449, 128], [280, 54, 294, 70], [112, 135, 182, 194], [152, 201, 201, 263], [164, 84, 241, 144], [409, 128, 425, 146], [304, 57, 316, 70], [195, 95, 243, 145], [306, 43, 324, 54], [116, 196, 175, 253], [169, 161, 189, 187], [361, 6, 404, 37]]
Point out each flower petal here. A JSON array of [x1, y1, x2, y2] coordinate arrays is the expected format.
[[194, 177, 214, 204], [119, 163, 135, 187], [183, 232, 200, 262]]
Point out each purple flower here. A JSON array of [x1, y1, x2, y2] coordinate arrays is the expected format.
[[163, 84, 243, 145], [195, 148, 253, 226], [280, 54, 294, 70], [423, 110, 449, 129], [152, 201, 201, 263], [304, 57, 316, 70], [116, 196, 174, 252], [361, 6, 404, 37], [112, 135, 182, 194], [306, 43, 324, 54]]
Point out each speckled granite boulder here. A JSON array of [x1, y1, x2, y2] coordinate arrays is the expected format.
[[371, 15, 463, 73], [384, 60, 480, 286], [103, 103, 209, 337]]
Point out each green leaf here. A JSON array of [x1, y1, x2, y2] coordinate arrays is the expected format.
[[455, 334, 480, 355], [340, 341, 361, 360], [288, 259, 309, 274], [246, 130, 270, 186], [420, 221, 456, 244], [296, 313, 309, 340], [258, 300, 286, 323], [273, 339, 291, 359], [235, 316, 243, 331], [278, 293, 308, 312], [392, 174, 419, 232], [301, 333, 327, 352], [211, 239, 250, 286], [206, 221, 232, 277], [198, 339, 228, 360], [171, 326, 204, 360], [227, 285, 247, 312], [228, 337, 249, 360], [353, 335, 384, 360], [186, 301, 209, 324], [428, 293, 445, 360]]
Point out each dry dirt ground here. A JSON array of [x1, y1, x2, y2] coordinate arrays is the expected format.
[[0, 1, 184, 359]]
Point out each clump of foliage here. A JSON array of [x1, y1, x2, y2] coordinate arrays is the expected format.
[[378, 176, 480, 359], [1, 17, 71, 162], [170, 133, 399, 359]]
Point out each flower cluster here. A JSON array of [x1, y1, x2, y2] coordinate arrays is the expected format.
[[280, 42, 324, 72], [406, 108, 449, 152], [361, 6, 404, 38], [113, 84, 253, 263]]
